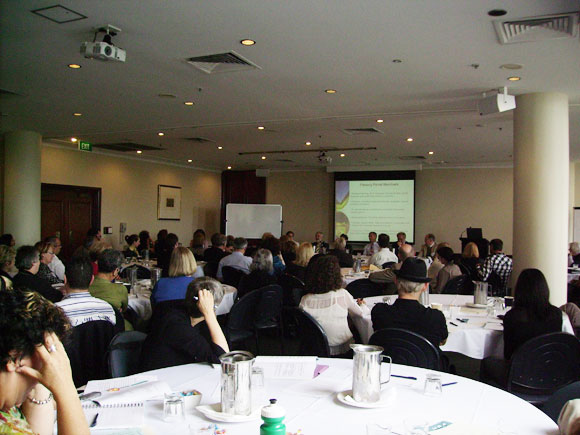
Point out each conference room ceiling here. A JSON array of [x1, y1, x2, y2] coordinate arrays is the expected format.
[[1, 1, 579, 171]]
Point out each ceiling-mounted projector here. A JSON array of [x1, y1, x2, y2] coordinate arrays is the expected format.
[[80, 24, 126, 62], [318, 152, 332, 165], [478, 88, 516, 115]]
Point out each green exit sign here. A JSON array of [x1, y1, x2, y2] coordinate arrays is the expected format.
[[78, 141, 92, 152]]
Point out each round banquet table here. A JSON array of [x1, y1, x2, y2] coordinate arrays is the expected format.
[[133, 358, 558, 435]]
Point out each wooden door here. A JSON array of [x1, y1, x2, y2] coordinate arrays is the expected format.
[[41, 184, 101, 260]]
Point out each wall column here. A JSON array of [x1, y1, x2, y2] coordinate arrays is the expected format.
[[513, 93, 569, 306], [3, 131, 42, 245]]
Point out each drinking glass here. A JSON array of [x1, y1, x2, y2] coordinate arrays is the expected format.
[[423, 373, 442, 396], [163, 392, 184, 422], [404, 418, 429, 435]]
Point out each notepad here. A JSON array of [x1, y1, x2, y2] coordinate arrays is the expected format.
[[254, 356, 318, 380]]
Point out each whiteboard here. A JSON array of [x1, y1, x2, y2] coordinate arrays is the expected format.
[[225, 204, 283, 238]]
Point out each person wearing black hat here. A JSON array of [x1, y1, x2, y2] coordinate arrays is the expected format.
[[371, 257, 448, 348], [432, 246, 461, 294]]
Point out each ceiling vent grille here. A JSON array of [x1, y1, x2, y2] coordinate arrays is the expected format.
[[274, 158, 295, 163], [93, 142, 163, 152], [398, 155, 426, 161], [493, 12, 579, 44], [185, 137, 215, 144], [186, 51, 261, 74], [342, 127, 383, 135]]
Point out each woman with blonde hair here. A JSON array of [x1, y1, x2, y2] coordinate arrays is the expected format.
[[459, 241, 481, 282], [0, 244, 17, 283], [35, 242, 62, 285], [285, 242, 314, 282], [152, 247, 204, 303]]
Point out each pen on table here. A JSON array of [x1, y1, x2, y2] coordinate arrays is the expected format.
[[442, 382, 458, 387], [391, 374, 417, 380], [450, 322, 458, 327], [90, 413, 99, 428], [108, 380, 148, 391]]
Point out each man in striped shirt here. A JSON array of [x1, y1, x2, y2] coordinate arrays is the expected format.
[[56, 257, 116, 327], [477, 238, 513, 295]]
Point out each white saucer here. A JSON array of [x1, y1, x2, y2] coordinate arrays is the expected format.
[[196, 403, 260, 423], [336, 389, 396, 409], [465, 302, 488, 309]]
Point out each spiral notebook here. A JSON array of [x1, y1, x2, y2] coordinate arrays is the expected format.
[[82, 375, 170, 429]]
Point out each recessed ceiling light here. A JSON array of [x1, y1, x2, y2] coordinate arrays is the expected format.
[[325, 89, 337, 94], [187, 159, 193, 163], [500, 64, 523, 70], [261, 156, 266, 160], [257, 126, 265, 130], [488, 9, 507, 17], [73, 112, 82, 116], [377, 119, 384, 123], [68, 63, 81, 69], [392, 59, 402, 63], [136, 150, 142, 154], [158, 132, 165, 136], [305, 141, 311, 146], [406, 137, 413, 142], [70, 137, 77, 142], [217, 146, 223, 150], [240, 39, 256, 46], [340, 153, 346, 157], [508, 76, 521, 81], [227, 166, 232, 170], [428, 151, 434, 155], [184, 101, 194, 106]]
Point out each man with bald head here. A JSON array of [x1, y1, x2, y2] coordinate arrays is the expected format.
[[368, 243, 415, 294]]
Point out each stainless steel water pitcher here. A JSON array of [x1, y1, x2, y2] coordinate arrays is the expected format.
[[220, 351, 255, 415], [350, 345, 391, 403], [474, 281, 489, 305]]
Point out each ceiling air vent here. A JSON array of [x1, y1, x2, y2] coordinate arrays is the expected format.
[[186, 51, 261, 74], [274, 158, 294, 163], [398, 155, 426, 161], [93, 142, 163, 152], [342, 128, 383, 135], [185, 137, 215, 144], [493, 12, 579, 44]]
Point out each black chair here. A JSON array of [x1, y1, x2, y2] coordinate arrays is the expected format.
[[293, 308, 331, 357], [382, 261, 396, 269], [369, 328, 443, 371], [111, 307, 126, 334], [225, 288, 261, 351], [204, 262, 219, 278], [107, 331, 147, 378], [543, 381, 580, 423], [64, 320, 116, 387], [441, 274, 471, 295], [346, 279, 384, 299], [119, 264, 151, 280], [255, 284, 284, 354], [222, 266, 245, 288], [507, 332, 580, 406], [487, 271, 505, 296], [278, 273, 305, 307]]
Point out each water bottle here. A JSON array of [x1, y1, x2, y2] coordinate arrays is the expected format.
[[260, 399, 285, 435]]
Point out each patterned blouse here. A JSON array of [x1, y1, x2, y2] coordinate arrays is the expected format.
[[37, 263, 62, 285], [0, 407, 36, 434]]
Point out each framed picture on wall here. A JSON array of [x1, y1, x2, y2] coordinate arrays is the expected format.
[[158, 185, 181, 220]]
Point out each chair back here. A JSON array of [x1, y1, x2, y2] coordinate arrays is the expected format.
[[382, 261, 396, 269], [368, 328, 442, 370], [226, 288, 261, 341], [294, 308, 331, 357], [222, 266, 245, 288], [108, 331, 147, 378], [278, 273, 305, 307], [64, 320, 116, 387], [346, 278, 384, 299], [507, 332, 580, 396], [204, 262, 219, 278], [442, 274, 470, 295], [255, 285, 283, 328], [119, 265, 151, 280]]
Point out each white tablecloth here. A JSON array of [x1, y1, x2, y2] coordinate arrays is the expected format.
[[130, 359, 557, 435]]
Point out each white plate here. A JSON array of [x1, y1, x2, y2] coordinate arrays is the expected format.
[[465, 302, 488, 309], [196, 403, 260, 423], [336, 390, 394, 409]]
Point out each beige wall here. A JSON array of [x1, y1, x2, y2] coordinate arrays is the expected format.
[[266, 167, 514, 254], [41, 145, 221, 250]]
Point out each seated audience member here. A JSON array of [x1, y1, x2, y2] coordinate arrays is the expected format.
[[460, 242, 481, 280], [480, 268, 565, 388], [476, 238, 512, 294], [368, 243, 414, 285], [225, 235, 235, 254], [286, 242, 314, 282], [123, 234, 140, 259], [138, 230, 153, 256], [570, 242, 580, 267], [371, 257, 448, 348], [204, 233, 228, 264], [328, 237, 354, 268], [13, 245, 63, 303], [363, 232, 380, 256], [84, 227, 102, 249], [157, 233, 179, 277], [369, 233, 398, 268], [340, 233, 351, 253], [44, 236, 65, 281], [0, 233, 15, 247], [152, 247, 204, 303], [432, 246, 461, 294], [0, 244, 17, 282], [56, 257, 116, 327], [261, 236, 286, 277], [89, 249, 132, 330], [312, 231, 329, 254], [0, 290, 89, 435], [87, 240, 111, 275], [427, 242, 450, 290], [139, 277, 229, 371], [561, 303, 580, 329], [281, 239, 297, 265], [300, 255, 369, 357], [237, 248, 277, 298], [419, 233, 438, 259], [35, 241, 63, 285], [286, 230, 299, 246], [154, 229, 168, 256], [216, 237, 252, 281], [393, 231, 407, 257], [559, 399, 580, 435], [190, 229, 208, 260]]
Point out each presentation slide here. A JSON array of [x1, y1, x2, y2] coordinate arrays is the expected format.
[[334, 174, 414, 243]]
